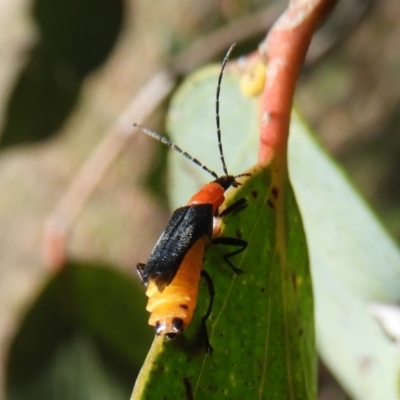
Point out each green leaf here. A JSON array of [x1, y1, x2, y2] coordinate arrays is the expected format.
[[163, 65, 400, 399], [289, 114, 400, 400], [6, 261, 152, 400], [132, 66, 315, 399], [134, 62, 400, 400]]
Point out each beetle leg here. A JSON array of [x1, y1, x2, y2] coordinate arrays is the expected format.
[[219, 197, 248, 217], [200, 270, 215, 354], [136, 263, 147, 284], [211, 237, 248, 275]]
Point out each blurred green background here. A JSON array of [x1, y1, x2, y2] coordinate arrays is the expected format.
[[0, 0, 398, 399]]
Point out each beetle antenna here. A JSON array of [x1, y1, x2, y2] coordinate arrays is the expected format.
[[133, 123, 219, 180], [216, 43, 236, 177]]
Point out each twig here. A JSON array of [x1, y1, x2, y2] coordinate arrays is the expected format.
[[305, 0, 371, 70], [170, 3, 284, 75], [258, 0, 338, 166], [42, 71, 174, 268]]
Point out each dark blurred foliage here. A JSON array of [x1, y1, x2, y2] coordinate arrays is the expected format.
[[0, 0, 123, 147], [6, 262, 151, 400]]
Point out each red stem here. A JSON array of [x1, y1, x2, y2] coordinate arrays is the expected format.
[[258, 0, 337, 165]]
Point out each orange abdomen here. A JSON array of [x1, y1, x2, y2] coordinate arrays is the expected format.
[[146, 236, 209, 335]]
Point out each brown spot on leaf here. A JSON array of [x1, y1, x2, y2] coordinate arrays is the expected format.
[[271, 187, 279, 199], [359, 356, 374, 374], [292, 273, 298, 290]]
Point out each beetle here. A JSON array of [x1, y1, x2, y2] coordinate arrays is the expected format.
[[135, 44, 248, 353]]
